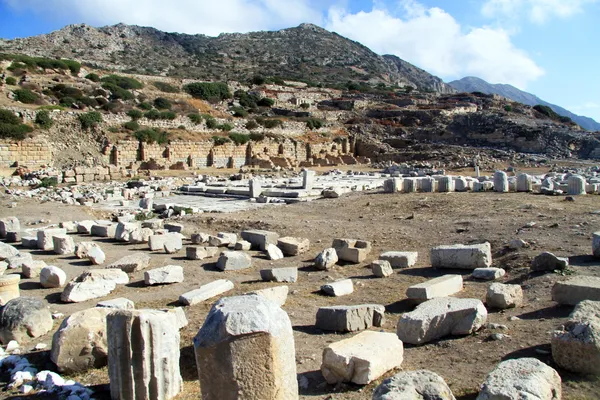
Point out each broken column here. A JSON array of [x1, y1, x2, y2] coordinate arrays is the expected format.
[[430, 242, 492, 269], [302, 169, 315, 190], [438, 176, 454, 192], [516, 173, 532, 192], [107, 310, 182, 400], [420, 177, 436, 193], [249, 178, 262, 198], [493, 171, 509, 193], [568, 175, 587, 195], [194, 295, 298, 400]]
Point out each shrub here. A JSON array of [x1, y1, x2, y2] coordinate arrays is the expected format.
[[504, 105, 512, 112], [257, 97, 274, 107], [306, 118, 325, 130], [559, 116, 573, 124], [144, 109, 161, 120], [38, 105, 64, 111], [300, 103, 310, 109], [229, 132, 250, 145], [0, 123, 32, 140], [205, 117, 218, 129], [60, 97, 77, 107], [154, 97, 172, 110], [79, 96, 99, 108], [183, 82, 231, 101], [100, 75, 143, 90], [138, 102, 153, 110], [262, 119, 282, 129], [0, 109, 21, 125], [533, 105, 559, 119], [134, 128, 169, 144], [245, 120, 259, 130], [212, 136, 231, 145], [159, 111, 176, 120], [35, 110, 53, 129], [249, 132, 264, 141], [153, 81, 179, 93], [251, 75, 266, 85], [231, 106, 248, 118], [37, 177, 57, 188], [188, 113, 203, 124], [101, 83, 134, 100], [13, 89, 39, 104], [123, 121, 139, 131], [219, 123, 234, 132], [5, 77, 16, 85], [127, 109, 143, 120], [85, 73, 100, 82], [78, 111, 102, 130], [61, 59, 81, 74]]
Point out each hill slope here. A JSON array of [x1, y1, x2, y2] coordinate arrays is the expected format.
[[449, 76, 600, 131], [0, 23, 455, 93]]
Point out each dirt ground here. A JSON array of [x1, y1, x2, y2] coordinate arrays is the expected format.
[[0, 183, 599, 399]]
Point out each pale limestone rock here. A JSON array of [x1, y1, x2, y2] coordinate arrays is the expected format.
[[552, 276, 600, 305], [87, 246, 105, 265], [260, 267, 297, 283], [216, 251, 251, 271], [234, 240, 252, 251], [493, 171, 509, 193], [97, 298, 135, 310], [179, 279, 234, 306], [194, 295, 297, 399], [144, 265, 184, 285], [380, 251, 418, 268], [40, 266, 67, 289], [22, 260, 46, 278], [107, 253, 151, 273], [486, 283, 523, 309], [406, 275, 463, 302], [246, 286, 289, 306], [37, 228, 67, 251], [265, 243, 284, 260], [61, 270, 128, 303], [473, 267, 506, 280], [52, 235, 75, 255], [0, 217, 19, 238], [0, 242, 19, 261], [372, 260, 393, 277], [321, 279, 354, 296], [316, 304, 385, 332], [430, 243, 492, 269], [6, 252, 33, 269], [373, 370, 456, 400], [75, 242, 100, 259], [315, 248, 338, 270], [277, 237, 310, 256]]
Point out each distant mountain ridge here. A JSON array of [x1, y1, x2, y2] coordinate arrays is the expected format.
[[0, 23, 455, 94], [449, 76, 600, 131]]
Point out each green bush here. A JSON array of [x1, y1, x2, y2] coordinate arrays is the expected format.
[[559, 116, 573, 124], [533, 105, 559, 119], [504, 105, 512, 112], [60, 97, 77, 107], [219, 123, 234, 132], [188, 113, 203, 124], [101, 83, 134, 100], [205, 117, 218, 129], [245, 120, 259, 130], [251, 75, 266, 85], [183, 82, 231, 102], [228, 132, 250, 145], [127, 109, 143, 120], [79, 96, 99, 108], [299, 103, 310, 109], [134, 128, 169, 144], [159, 111, 176, 120], [123, 121, 140, 131], [154, 97, 172, 110], [35, 110, 53, 129], [261, 119, 282, 129], [144, 109, 161, 120], [0, 123, 32, 140], [14, 89, 39, 104], [212, 136, 231, 145], [37, 177, 58, 188], [37, 105, 64, 111], [257, 97, 274, 107], [61, 59, 81, 74], [5, 77, 16, 85], [79, 111, 103, 130], [0, 109, 21, 125], [0, 53, 80, 74], [100, 75, 143, 90], [138, 102, 153, 110], [306, 118, 325, 130], [231, 106, 248, 118], [153, 81, 179, 93], [85, 73, 100, 82]]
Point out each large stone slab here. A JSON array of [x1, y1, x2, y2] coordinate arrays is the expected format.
[[397, 297, 487, 345], [148, 233, 182, 252], [0, 217, 19, 238], [321, 331, 404, 385], [373, 370, 456, 400], [531, 252, 569, 271], [194, 295, 298, 399], [552, 276, 600, 305], [476, 358, 561, 400], [52, 235, 75, 255], [216, 251, 252, 271], [0, 297, 53, 344], [0, 242, 19, 261], [240, 229, 280, 251], [430, 243, 492, 269], [380, 251, 418, 268], [106, 253, 151, 273], [277, 237, 310, 256], [406, 275, 463, 302], [372, 260, 393, 277], [61, 270, 128, 303], [75, 242, 100, 259], [316, 304, 385, 332], [144, 265, 184, 285], [90, 223, 117, 238], [179, 279, 234, 306], [260, 267, 298, 283], [486, 283, 523, 309], [321, 279, 354, 296], [593, 231, 600, 258], [315, 248, 338, 270], [37, 228, 67, 251], [246, 286, 289, 306], [6, 252, 33, 269], [332, 238, 371, 264]]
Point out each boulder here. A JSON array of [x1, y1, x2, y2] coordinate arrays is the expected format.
[[52, 235, 76, 255], [40, 266, 67, 288], [144, 265, 184, 285], [75, 242, 100, 259], [22, 260, 47, 278], [379, 251, 418, 268], [37, 228, 67, 251], [531, 252, 569, 271], [179, 279, 234, 306], [87, 246, 106, 265], [371, 260, 393, 277], [163, 235, 183, 254], [397, 297, 487, 345], [234, 240, 252, 251], [114, 222, 141, 242], [6, 252, 33, 269], [97, 298, 135, 310], [476, 358, 561, 400], [246, 286, 289, 306], [333, 238, 371, 263], [90, 223, 117, 238], [216, 251, 252, 271], [0, 297, 53, 344], [321, 279, 354, 297], [486, 283, 523, 309], [430, 243, 492, 269], [472, 267, 506, 281], [106, 253, 151, 273], [50, 307, 112, 373], [321, 331, 404, 385], [373, 370, 456, 400], [128, 227, 153, 244], [76, 220, 95, 234], [315, 248, 338, 270], [316, 304, 385, 332], [0, 242, 19, 260], [277, 237, 310, 256], [552, 276, 600, 305], [0, 217, 19, 238], [61, 270, 128, 303], [148, 233, 182, 251], [260, 267, 298, 283], [240, 229, 279, 250], [265, 243, 284, 260]]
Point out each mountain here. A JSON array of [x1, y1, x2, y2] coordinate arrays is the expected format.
[[449, 76, 600, 131], [0, 23, 455, 93]]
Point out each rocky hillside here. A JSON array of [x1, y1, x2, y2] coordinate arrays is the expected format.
[[0, 23, 454, 93], [449, 76, 600, 131]]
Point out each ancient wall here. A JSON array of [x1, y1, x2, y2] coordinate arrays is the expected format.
[[0, 137, 53, 168]]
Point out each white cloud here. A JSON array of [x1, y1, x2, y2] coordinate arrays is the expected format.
[[482, 0, 598, 24], [2, 0, 324, 36], [325, 3, 544, 88]]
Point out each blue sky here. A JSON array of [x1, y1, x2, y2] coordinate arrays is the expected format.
[[1, 0, 598, 121]]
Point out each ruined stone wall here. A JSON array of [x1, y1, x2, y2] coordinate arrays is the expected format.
[[0, 137, 53, 168]]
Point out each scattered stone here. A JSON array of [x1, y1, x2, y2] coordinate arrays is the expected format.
[[164, 222, 184, 233], [379, 251, 418, 268], [321, 279, 354, 297], [509, 239, 529, 250], [316, 304, 385, 332], [373, 370, 456, 400], [277, 237, 310, 256], [37, 228, 67, 251], [194, 295, 297, 399], [208, 232, 237, 247], [90, 223, 117, 238], [487, 283, 523, 309], [315, 248, 338, 270], [179, 279, 234, 306], [141, 219, 163, 230], [161, 307, 188, 329], [430, 242, 492, 269], [234, 240, 252, 251], [0, 217, 20, 238], [265, 243, 284, 260], [186, 246, 209, 260], [332, 238, 371, 263], [0, 274, 20, 305], [246, 286, 289, 306], [128, 227, 154, 244], [552, 275, 600, 305], [75, 242, 100, 259], [260, 267, 298, 283], [107, 310, 182, 400], [97, 298, 135, 309], [61, 270, 128, 303], [593, 232, 600, 258], [397, 297, 487, 345], [191, 232, 210, 244], [107, 253, 151, 273], [372, 259, 393, 277], [531, 252, 569, 271], [473, 267, 506, 281], [476, 358, 561, 400], [52, 235, 75, 255], [50, 307, 113, 373], [59, 221, 78, 234], [216, 251, 252, 271], [406, 275, 464, 302], [76, 220, 95, 234], [164, 235, 183, 254], [114, 222, 140, 242], [0, 297, 53, 344], [40, 266, 67, 289], [87, 246, 106, 265], [6, 253, 33, 269], [148, 233, 182, 251], [493, 171, 509, 193], [144, 265, 184, 285], [321, 331, 404, 385], [5, 231, 20, 243], [22, 261, 46, 278], [0, 242, 19, 260], [20, 237, 38, 249]]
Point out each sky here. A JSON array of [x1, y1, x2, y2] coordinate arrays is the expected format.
[[0, 0, 598, 121]]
